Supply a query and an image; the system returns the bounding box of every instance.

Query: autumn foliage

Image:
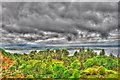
[0,48,119,79]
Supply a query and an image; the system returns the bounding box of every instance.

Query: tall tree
[100,49,105,56]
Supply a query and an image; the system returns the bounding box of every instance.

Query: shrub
[83,58,94,68]
[10,66,16,71]
[70,60,80,69]
[63,70,70,78]
[84,56,118,70]
[98,66,106,75]
[27,75,34,78]
[71,69,80,78]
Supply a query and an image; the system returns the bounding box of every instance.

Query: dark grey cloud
[77,2,118,12]
[1,2,119,43]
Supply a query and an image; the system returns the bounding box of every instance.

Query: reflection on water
[5,47,119,56]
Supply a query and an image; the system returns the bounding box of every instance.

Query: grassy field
[0,48,119,79]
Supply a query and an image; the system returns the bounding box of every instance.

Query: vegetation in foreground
[0,48,119,79]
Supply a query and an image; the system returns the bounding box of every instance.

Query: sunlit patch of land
[0,48,119,79]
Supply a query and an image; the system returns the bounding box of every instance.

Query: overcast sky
[1,0,119,2]
[1,2,119,44]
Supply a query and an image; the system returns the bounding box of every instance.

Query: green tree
[74,51,79,57]
[100,49,105,56]
[109,53,115,58]
[70,60,80,69]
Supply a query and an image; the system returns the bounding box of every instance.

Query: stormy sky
[0,2,119,44]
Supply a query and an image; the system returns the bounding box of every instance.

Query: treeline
[0,48,119,79]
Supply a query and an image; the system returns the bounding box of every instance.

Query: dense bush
[0,48,119,79]
[83,56,118,70]
[98,66,106,75]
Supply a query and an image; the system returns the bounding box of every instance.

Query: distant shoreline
[0,42,120,50]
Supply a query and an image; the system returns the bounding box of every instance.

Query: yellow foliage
[52,59,63,64]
